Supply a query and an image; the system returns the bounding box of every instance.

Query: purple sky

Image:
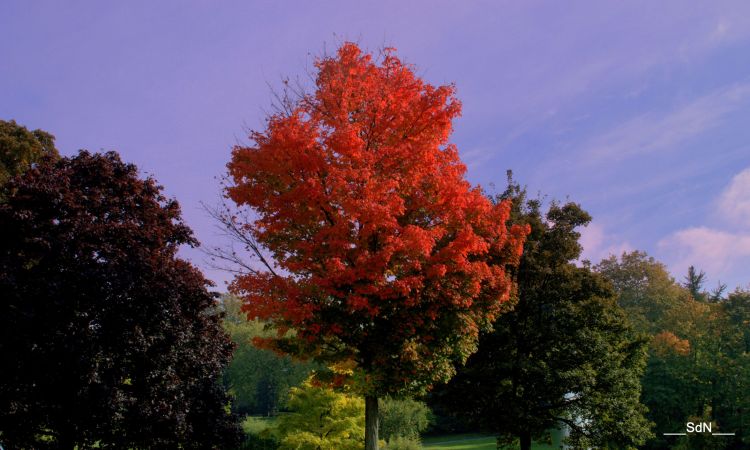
[3,1,750,291]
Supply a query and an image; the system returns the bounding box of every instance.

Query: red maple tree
[226,43,527,449]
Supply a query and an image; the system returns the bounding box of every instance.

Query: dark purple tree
[0,151,242,449]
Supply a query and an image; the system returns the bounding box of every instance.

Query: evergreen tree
[684,266,707,302]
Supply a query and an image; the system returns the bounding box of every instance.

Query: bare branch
[201,195,279,278]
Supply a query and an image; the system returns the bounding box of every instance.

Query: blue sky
[3,1,750,291]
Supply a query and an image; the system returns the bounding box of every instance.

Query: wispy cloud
[582,83,750,162]
[461,146,499,171]
[718,167,750,227]
[659,166,750,288]
[579,222,633,264]
[658,227,750,278]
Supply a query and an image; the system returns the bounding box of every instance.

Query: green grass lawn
[242,415,279,433]
[422,434,497,450]
[423,433,559,450]
[242,416,563,450]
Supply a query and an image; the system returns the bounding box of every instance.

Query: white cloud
[579,222,605,257]
[659,166,750,287]
[710,19,731,42]
[718,167,750,227]
[579,222,633,264]
[582,84,750,162]
[658,227,750,278]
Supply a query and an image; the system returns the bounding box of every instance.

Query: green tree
[0,151,242,449]
[0,119,58,186]
[378,397,432,442]
[433,180,651,450]
[595,252,749,449]
[220,295,316,416]
[596,252,699,448]
[712,289,750,447]
[726,289,750,354]
[382,435,422,450]
[709,281,728,303]
[596,251,690,334]
[275,379,365,450]
[683,265,707,302]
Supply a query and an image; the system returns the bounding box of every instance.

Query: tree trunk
[520,432,531,450]
[365,395,379,450]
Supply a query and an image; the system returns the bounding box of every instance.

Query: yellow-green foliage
[275,379,364,450]
[379,396,432,441]
[221,294,316,416]
[385,435,423,449]
[242,415,277,435]
[0,120,58,186]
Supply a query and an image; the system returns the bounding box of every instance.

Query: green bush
[220,295,317,416]
[379,397,432,441]
[240,416,279,449]
[385,435,423,450]
[274,379,364,450]
[243,416,278,433]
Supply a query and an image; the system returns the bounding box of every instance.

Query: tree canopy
[378,396,432,444]
[220,294,317,416]
[432,180,651,450]
[597,252,750,449]
[596,251,691,334]
[0,151,242,449]
[224,42,527,449]
[275,379,365,450]
[683,265,707,302]
[0,119,59,194]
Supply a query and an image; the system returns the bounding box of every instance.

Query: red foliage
[227,43,527,394]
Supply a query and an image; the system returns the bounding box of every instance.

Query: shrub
[385,435,423,450]
[275,379,364,450]
[379,397,432,441]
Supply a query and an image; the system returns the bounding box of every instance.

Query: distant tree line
[597,253,750,449]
